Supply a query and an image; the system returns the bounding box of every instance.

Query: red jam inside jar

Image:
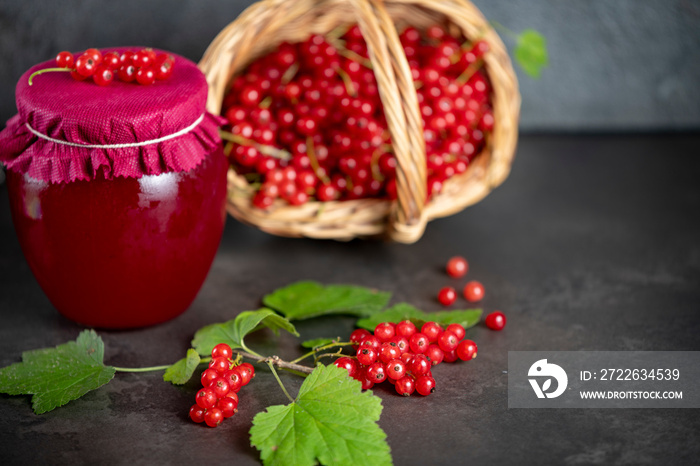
[0,48,228,328]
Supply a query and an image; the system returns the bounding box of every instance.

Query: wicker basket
[199,0,520,243]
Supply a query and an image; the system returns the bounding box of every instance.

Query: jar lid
[0,48,225,183]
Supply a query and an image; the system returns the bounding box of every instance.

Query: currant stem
[267,360,295,403]
[289,341,354,365]
[112,365,172,373]
[28,67,71,86]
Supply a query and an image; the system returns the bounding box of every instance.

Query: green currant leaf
[263,281,391,320]
[301,338,336,349]
[0,330,116,414]
[250,364,392,466]
[356,303,482,331]
[192,309,298,356]
[514,29,549,78]
[163,348,201,385]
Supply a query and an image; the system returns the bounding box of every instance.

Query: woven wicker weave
[199,0,520,243]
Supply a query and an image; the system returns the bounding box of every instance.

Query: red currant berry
[415,375,436,396]
[211,377,231,398]
[195,387,218,409]
[217,396,239,418]
[200,368,220,387]
[222,369,243,393]
[92,65,114,86]
[119,51,134,65]
[238,362,255,385]
[253,192,274,210]
[374,322,395,342]
[84,48,102,65]
[446,256,468,277]
[366,362,387,383]
[395,375,415,396]
[209,357,230,373]
[485,311,506,331]
[463,281,485,302]
[358,374,375,390]
[102,51,121,69]
[395,320,417,338]
[409,333,429,354]
[437,286,457,306]
[350,328,371,347]
[446,323,466,341]
[408,354,431,376]
[216,396,238,418]
[438,330,459,352]
[75,54,97,77]
[132,49,153,68]
[357,347,378,366]
[240,85,261,106]
[70,70,88,81]
[385,359,406,380]
[334,356,359,378]
[55,51,74,69]
[443,349,459,363]
[204,407,224,427]
[379,342,401,364]
[389,336,410,354]
[136,66,156,85]
[212,343,233,360]
[154,53,175,80]
[456,339,478,361]
[117,64,137,82]
[420,321,443,343]
[425,344,444,365]
[189,404,206,423]
[359,335,381,351]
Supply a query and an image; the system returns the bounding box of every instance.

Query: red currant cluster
[189,343,255,428]
[52,48,174,86]
[221,23,493,209]
[334,320,477,396]
[438,255,506,331]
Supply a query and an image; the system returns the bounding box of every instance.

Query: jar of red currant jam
[0,48,228,328]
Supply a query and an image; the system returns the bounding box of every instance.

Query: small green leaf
[0,330,116,414]
[163,349,201,385]
[192,309,298,356]
[356,303,482,331]
[263,281,391,320]
[514,29,548,78]
[301,338,335,349]
[250,364,392,466]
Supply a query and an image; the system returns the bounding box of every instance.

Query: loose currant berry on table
[485,311,506,331]
[463,280,485,302]
[189,404,206,423]
[395,375,416,396]
[350,328,371,347]
[217,396,239,418]
[374,322,396,342]
[446,256,468,278]
[437,330,459,352]
[437,286,457,306]
[395,320,417,338]
[55,51,74,68]
[446,323,466,341]
[385,359,407,380]
[212,343,233,359]
[421,321,443,343]
[415,375,436,396]
[425,344,444,365]
[456,339,478,361]
[209,357,230,374]
[204,408,224,428]
[334,356,359,378]
[195,387,218,409]
[357,347,378,366]
[238,362,255,385]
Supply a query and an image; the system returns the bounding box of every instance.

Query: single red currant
[102,51,121,69]
[217,396,239,418]
[350,328,371,347]
[189,404,206,423]
[84,48,102,65]
[75,54,97,77]
[456,339,478,361]
[409,333,429,354]
[446,323,466,341]
[408,354,431,376]
[117,64,137,82]
[389,336,410,354]
[415,375,436,396]
[443,349,459,363]
[379,342,401,364]
[200,368,220,387]
[222,369,243,392]
[334,356,359,378]
[425,344,444,365]
[359,335,381,351]
[204,407,224,427]
[421,321,443,343]
[366,362,387,383]
[209,357,230,374]
[238,362,255,385]
[463,281,485,302]
[385,359,407,380]
[195,387,218,409]
[92,65,114,86]
[132,49,153,68]
[136,67,156,85]
[437,286,457,306]
[374,322,396,342]
[212,343,233,360]
[357,347,378,366]
[395,320,417,338]
[438,330,459,352]
[55,51,74,69]
[485,311,506,331]
[446,256,468,277]
[211,377,231,398]
[395,375,415,396]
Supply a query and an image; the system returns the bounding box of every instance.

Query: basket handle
[350,0,428,242]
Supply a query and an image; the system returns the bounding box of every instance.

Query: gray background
[0,0,699,132]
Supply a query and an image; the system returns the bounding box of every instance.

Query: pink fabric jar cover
[0,47,225,183]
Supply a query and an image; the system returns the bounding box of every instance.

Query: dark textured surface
[1,0,699,131]
[1,134,700,465]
